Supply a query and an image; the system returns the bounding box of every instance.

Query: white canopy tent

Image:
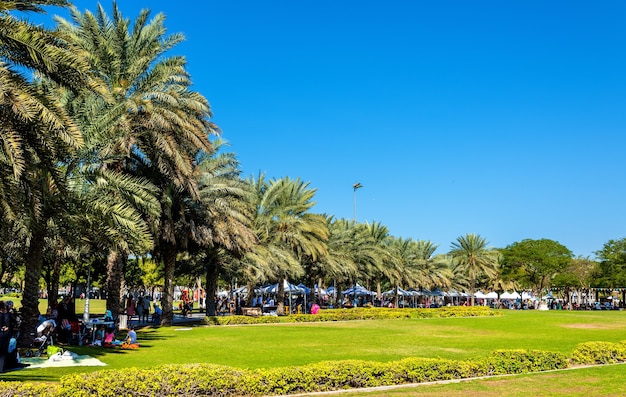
[500,291,521,300]
[484,291,498,300]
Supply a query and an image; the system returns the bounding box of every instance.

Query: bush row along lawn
[339,363,626,397]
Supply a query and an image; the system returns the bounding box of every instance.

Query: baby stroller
[24,319,56,357]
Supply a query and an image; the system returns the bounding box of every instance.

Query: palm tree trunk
[394,285,399,308]
[307,274,317,313]
[277,279,285,316]
[205,261,219,316]
[19,228,46,347]
[106,250,126,316]
[245,281,254,306]
[161,241,177,325]
[48,252,63,307]
[470,268,476,306]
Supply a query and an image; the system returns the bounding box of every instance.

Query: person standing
[0,301,11,372]
[142,296,150,323]
[126,293,135,322]
[136,296,144,324]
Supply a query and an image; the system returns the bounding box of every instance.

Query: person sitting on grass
[125,326,137,345]
[152,303,162,324]
[103,327,116,346]
[92,324,105,346]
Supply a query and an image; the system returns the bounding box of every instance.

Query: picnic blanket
[21,351,107,369]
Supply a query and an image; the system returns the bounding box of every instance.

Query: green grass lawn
[1,298,109,317]
[5,309,626,395]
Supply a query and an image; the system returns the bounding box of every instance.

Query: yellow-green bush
[200,315,281,326]
[46,349,568,396]
[570,341,626,365]
[486,349,569,374]
[0,382,57,397]
[58,364,251,397]
[201,306,500,326]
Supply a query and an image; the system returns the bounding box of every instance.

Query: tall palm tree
[449,233,499,306]
[413,240,453,290]
[322,219,384,306]
[0,0,97,182]
[315,217,357,304]
[363,221,394,298]
[1,0,101,343]
[244,175,328,315]
[182,142,257,316]
[56,3,217,320]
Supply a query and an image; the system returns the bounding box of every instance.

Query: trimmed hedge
[200,306,501,325]
[0,348,571,396]
[201,315,281,326]
[486,349,569,374]
[570,340,626,365]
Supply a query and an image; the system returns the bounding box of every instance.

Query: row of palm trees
[1,2,501,345]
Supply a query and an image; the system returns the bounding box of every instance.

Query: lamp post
[353,182,362,222]
[83,264,91,323]
[352,182,362,307]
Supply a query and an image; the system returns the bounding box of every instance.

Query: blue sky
[37,1,626,258]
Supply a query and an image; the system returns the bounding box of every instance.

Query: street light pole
[83,264,91,323]
[353,182,362,222]
[352,182,362,307]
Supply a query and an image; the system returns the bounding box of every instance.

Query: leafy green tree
[500,238,573,300]
[593,238,626,287]
[449,233,499,306]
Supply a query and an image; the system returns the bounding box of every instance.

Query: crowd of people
[124,293,162,324]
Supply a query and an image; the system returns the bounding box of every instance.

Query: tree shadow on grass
[4,326,186,382]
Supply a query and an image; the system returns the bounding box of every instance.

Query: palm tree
[244,175,328,315]
[0,0,97,182]
[449,233,499,306]
[57,3,217,321]
[413,240,453,290]
[315,218,357,305]
[1,0,101,344]
[181,142,257,316]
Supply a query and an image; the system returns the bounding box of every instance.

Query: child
[103,327,115,346]
[125,326,137,344]
[92,324,105,346]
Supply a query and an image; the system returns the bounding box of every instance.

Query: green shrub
[487,349,569,374]
[201,315,281,326]
[0,381,57,397]
[201,306,500,326]
[395,357,489,382]
[570,341,626,365]
[0,381,58,397]
[48,349,570,396]
[58,364,250,397]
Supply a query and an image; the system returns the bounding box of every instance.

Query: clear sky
[35,1,626,258]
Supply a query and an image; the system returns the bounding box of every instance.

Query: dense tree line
[1,1,623,346]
